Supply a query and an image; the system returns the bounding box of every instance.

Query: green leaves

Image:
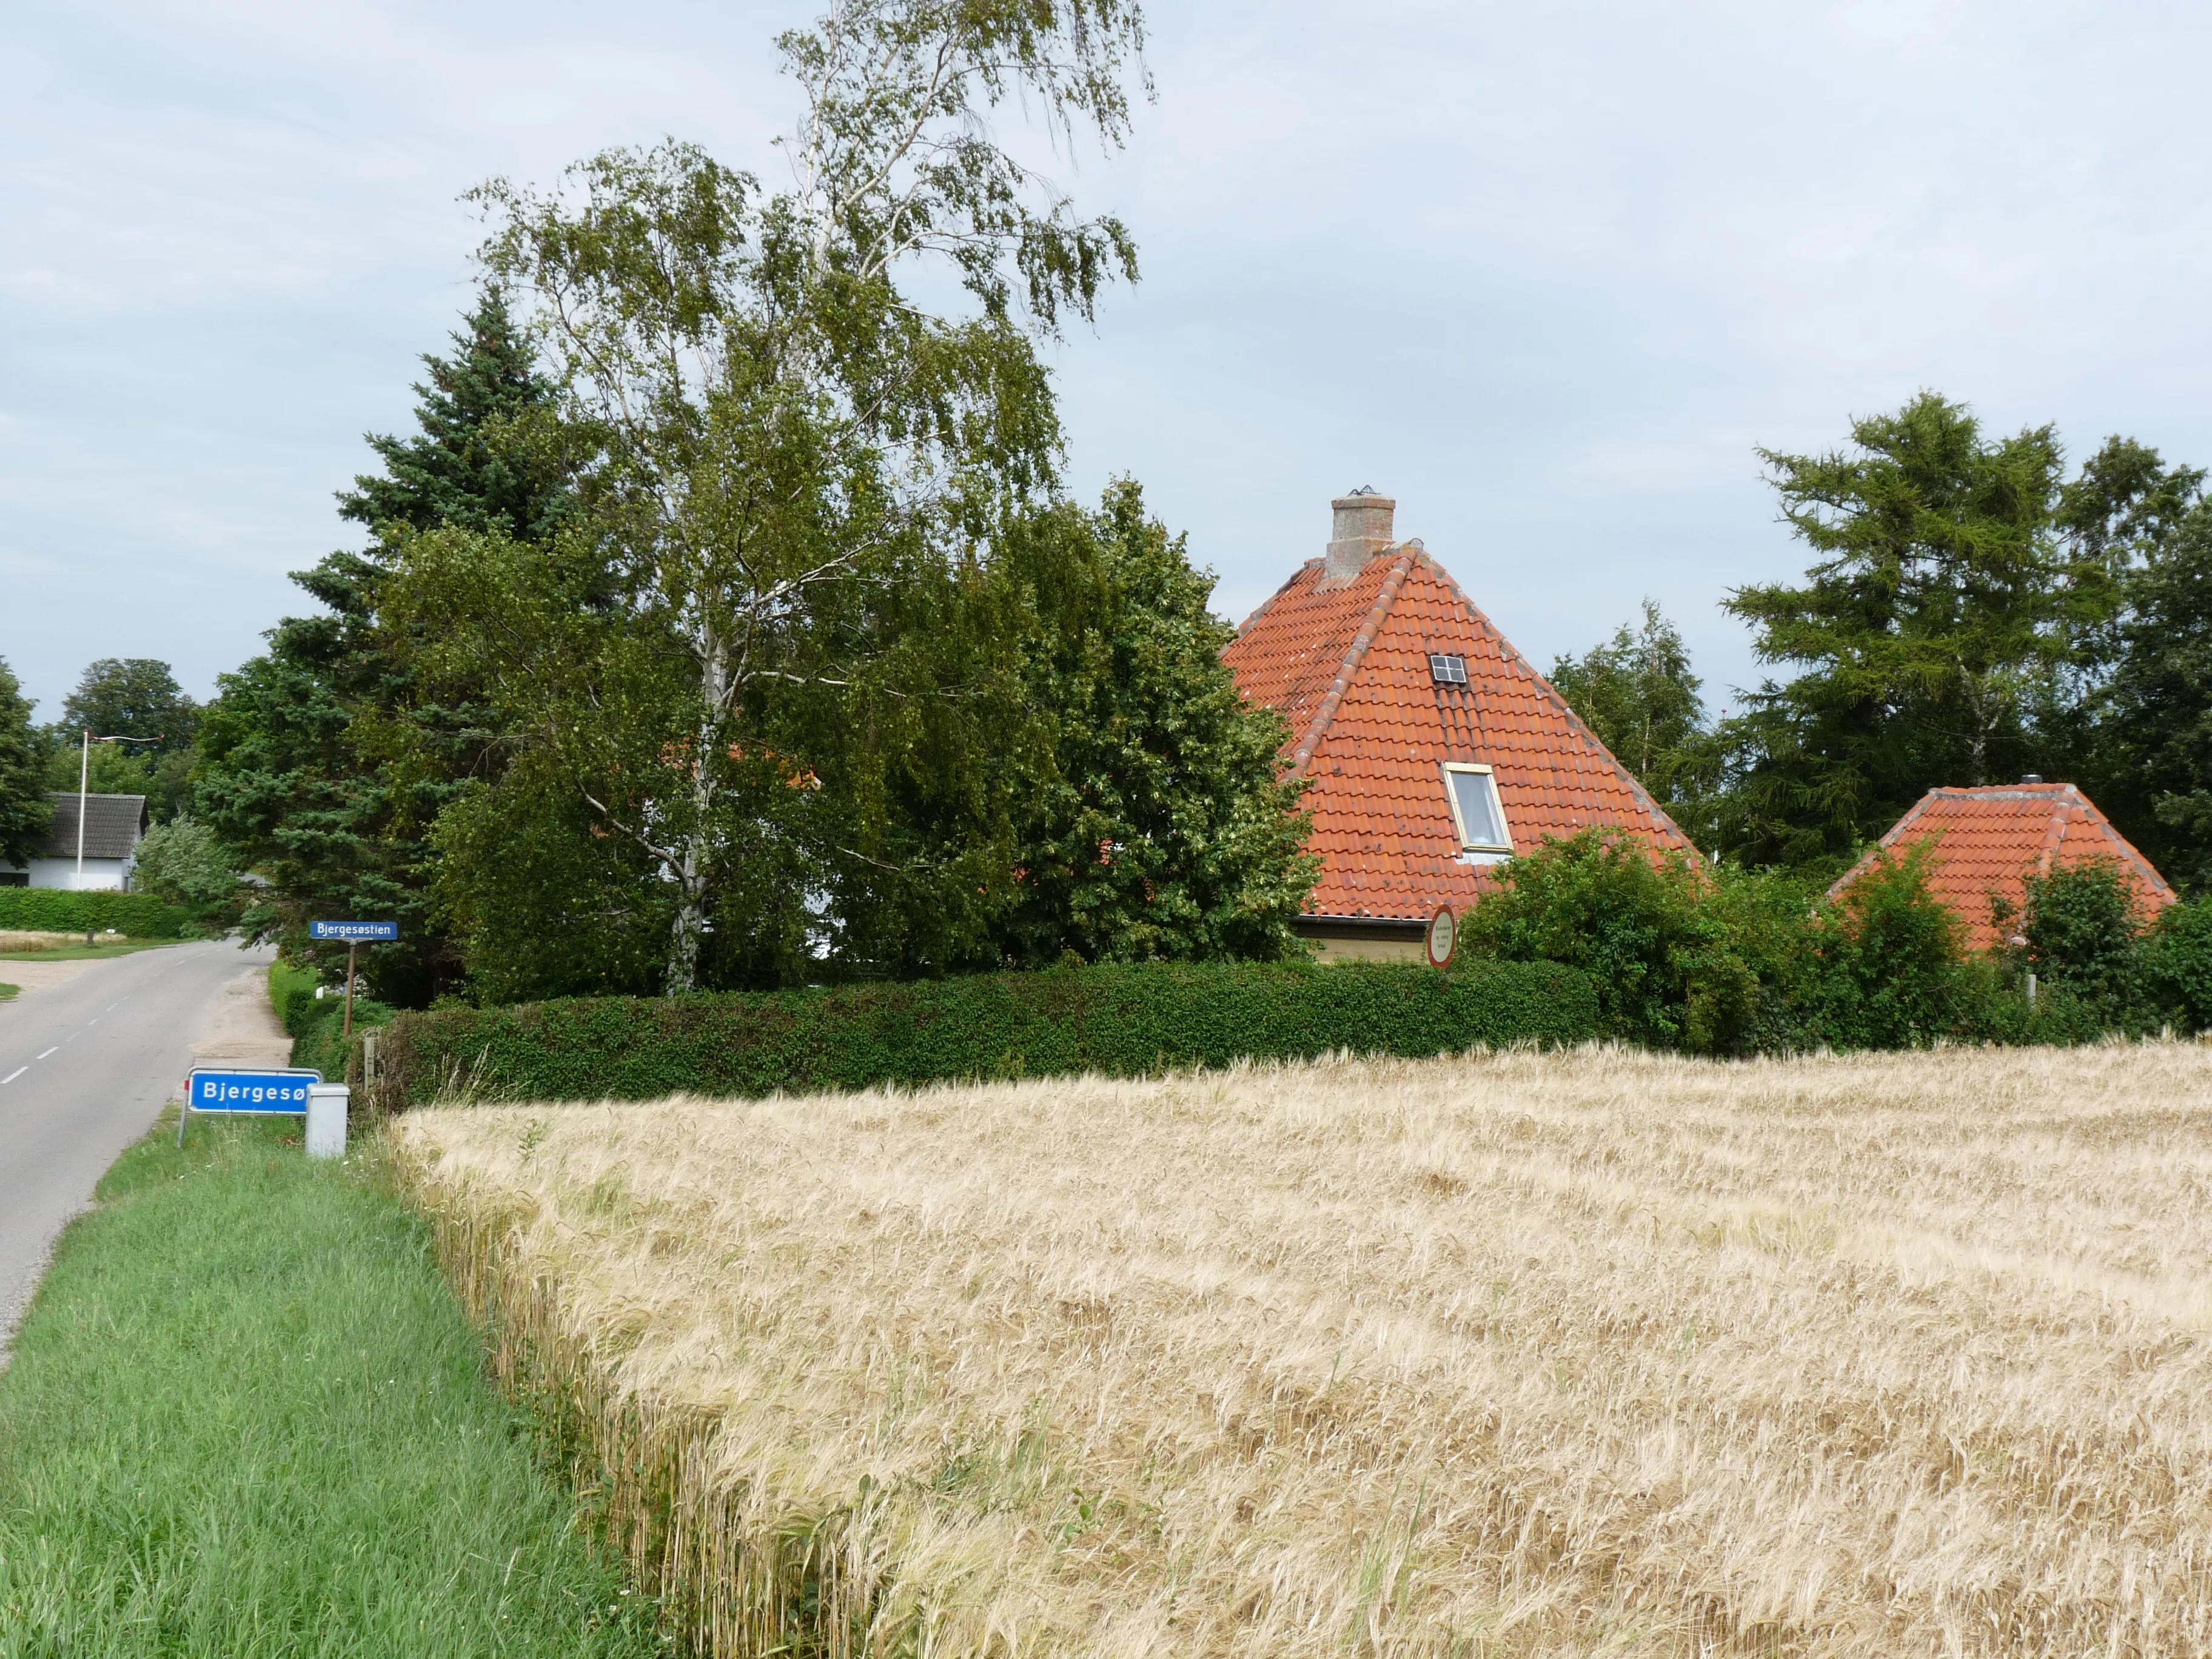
[1722,393,2096,863]
[1548,599,1719,819]
[989,481,1317,967]
[393,6,1151,995]
[0,656,52,868]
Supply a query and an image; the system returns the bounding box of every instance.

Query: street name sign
[310,920,398,941]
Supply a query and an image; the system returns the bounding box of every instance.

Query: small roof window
[1429,652,1467,686]
[1443,763,1511,851]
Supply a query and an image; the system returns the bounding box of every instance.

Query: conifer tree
[0,657,50,868]
[198,288,565,1001]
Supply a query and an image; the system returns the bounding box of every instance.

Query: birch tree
[387,1,1146,993]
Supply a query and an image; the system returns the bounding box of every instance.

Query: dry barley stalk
[392,1041,2212,1657]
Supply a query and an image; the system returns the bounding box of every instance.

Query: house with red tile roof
[1830,781,2176,952]
[1223,491,1698,961]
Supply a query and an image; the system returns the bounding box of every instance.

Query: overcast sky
[6,1,2211,722]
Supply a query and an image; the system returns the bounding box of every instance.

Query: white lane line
[1,1068,23,1085]
[36,1047,56,1059]
[85,1019,98,1027]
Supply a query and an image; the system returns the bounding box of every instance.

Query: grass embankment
[0,1116,664,1657]
[395,1042,2212,1658]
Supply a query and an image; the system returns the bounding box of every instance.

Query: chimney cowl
[1321,491,1396,586]
[2020,774,2045,785]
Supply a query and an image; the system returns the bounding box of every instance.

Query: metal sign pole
[343,940,358,1041]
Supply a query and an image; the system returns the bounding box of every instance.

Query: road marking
[85,1019,98,1027]
[36,1047,56,1060]
[1,1068,23,1086]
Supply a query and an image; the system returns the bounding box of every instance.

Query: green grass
[0,939,181,962]
[0,984,16,1001]
[0,1116,667,1657]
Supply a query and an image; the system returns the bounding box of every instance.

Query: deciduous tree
[988,480,1315,967]
[387,0,1149,994]
[1549,599,1719,822]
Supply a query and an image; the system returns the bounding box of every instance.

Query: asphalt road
[0,939,275,1352]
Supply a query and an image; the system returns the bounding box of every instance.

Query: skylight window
[1443,763,1510,851]
[1429,652,1467,686]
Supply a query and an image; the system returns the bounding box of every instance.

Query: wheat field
[390,1042,2212,1657]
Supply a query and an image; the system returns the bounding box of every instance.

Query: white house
[0,794,151,891]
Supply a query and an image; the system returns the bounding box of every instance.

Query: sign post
[309,920,398,1042]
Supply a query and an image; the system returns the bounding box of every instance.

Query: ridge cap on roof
[1286,545,1419,776]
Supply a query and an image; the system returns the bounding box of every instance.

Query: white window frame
[1441,762,1513,853]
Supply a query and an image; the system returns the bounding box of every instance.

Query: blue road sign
[187,1068,321,1115]
[310,920,398,942]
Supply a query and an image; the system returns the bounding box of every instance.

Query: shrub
[2022,860,2147,1025]
[2142,897,2212,1033]
[1699,865,1838,1053]
[1457,831,1757,1053]
[271,959,394,1078]
[1823,842,1972,1048]
[361,957,1600,1111]
[0,888,196,939]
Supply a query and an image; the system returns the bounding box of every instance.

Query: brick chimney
[1321,489,1396,586]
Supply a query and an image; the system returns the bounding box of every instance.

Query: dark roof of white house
[40,794,150,861]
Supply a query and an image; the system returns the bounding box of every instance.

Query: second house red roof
[1832,783,2176,951]
[1225,543,1697,920]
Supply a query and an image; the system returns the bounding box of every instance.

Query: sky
[5,1,2212,723]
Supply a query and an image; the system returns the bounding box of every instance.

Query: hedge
[360,958,1600,1111]
[0,888,196,939]
[270,960,396,1078]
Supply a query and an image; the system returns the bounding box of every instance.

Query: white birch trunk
[666,630,729,994]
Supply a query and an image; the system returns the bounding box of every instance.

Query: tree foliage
[0,657,50,868]
[991,481,1315,967]
[1719,393,2073,863]
[198,287,567,1002]
[1548,598,1719,825]
[58,659,198,752]
[387,1,1151,995]
[2083,483,2212,891]
[130,816,241,917]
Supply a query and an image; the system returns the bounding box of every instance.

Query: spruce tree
[198,288,565,1001]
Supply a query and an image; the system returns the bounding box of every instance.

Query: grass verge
[0,1114,666,1657]
[0,984,16,1002]
[0,939,181,963]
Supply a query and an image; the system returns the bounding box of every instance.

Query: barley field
[390,1042,2212,1657]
